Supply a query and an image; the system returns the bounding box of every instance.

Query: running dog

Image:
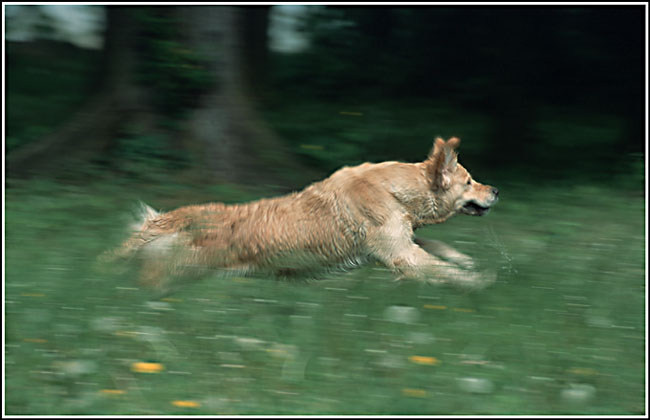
[102,137,498,295]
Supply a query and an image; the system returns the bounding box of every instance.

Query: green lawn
[4,176,645,415]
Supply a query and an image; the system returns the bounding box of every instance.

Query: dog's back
[103,164,396,288]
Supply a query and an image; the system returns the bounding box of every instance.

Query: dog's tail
[97,201,161,267]
[130,201,160,233]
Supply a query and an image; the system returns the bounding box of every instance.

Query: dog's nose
[491,187,499,197]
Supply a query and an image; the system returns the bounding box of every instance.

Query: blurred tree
[177,6,304,183]
[241,6,271,98]
[7,6,307,185]
[7,7,146,176]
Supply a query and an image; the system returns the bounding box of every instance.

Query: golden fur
[103,137,499,294]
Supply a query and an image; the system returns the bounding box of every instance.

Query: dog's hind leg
[414,237,475,270]
[138,260,177,298]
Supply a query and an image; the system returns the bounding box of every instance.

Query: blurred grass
[4,175,645,415]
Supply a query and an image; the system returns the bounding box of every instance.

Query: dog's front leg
[368,216,494,289]
[369,225,492,289]
[389,244,491,289]
[414,237,475,270]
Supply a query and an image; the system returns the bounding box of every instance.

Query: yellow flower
[172,400,201,408]
[568,367,598,376]
[23,338,47,343]
[423,304,447,310]
[409,355,440,365]
[402,388,427,398]
[131,362,164,373]
[100,389,126,395]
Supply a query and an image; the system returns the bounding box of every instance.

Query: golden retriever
[103,137,498,295]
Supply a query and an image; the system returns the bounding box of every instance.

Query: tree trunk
[240,6,271,99]
[6,7,155,177]
[178,6,307,185]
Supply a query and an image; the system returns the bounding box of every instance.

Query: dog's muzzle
[461,201,492,216]
[462,188,499,216]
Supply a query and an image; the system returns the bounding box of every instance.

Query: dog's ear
[426,137,460,190]
[446,136,460,150]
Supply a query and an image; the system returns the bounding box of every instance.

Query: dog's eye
[466,179,471,185]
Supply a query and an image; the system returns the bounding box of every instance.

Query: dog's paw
[479,269,497,288]
[458,269,496,291]
[456,256,476,271]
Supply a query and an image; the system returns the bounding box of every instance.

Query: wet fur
[102,137,499,294]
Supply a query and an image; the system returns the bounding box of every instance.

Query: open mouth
[462,201,491,216]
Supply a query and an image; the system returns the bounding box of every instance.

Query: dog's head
[425,137,499,217]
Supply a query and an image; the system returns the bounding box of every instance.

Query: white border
[2,2,648,418]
